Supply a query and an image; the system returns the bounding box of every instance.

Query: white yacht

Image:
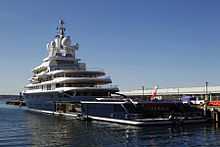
[23,20,119,112]
[23,20,207,126]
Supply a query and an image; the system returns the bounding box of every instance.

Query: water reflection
[2,102,220,147]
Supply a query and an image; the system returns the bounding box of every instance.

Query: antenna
[57,19,66,36]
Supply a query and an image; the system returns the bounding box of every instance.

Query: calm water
[1,101,220,147]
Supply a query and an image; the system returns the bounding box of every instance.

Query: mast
[57,19,66,37]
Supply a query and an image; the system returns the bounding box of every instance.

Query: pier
[206,102,220,122]
[121,85,220,101]
[121,85,220,122]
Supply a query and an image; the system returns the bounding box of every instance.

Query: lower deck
[23,92,206,126]
[25,107,208,126]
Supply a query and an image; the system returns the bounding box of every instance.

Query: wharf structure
[121,85,220,123]
[120,85,220,101]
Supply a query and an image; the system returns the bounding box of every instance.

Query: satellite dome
[46,43,50,50]
[74,43,79,49]
[54,38,59,48]
[62,36,71,47]
[50,40,56,48]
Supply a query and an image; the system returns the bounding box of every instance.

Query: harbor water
[1,100,220,147]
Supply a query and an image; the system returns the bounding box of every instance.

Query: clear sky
[0,0,220,94]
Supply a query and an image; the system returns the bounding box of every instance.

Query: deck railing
[95,84,119,89]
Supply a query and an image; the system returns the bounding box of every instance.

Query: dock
[6,100,26,106]
[207,102,220,122]
[121,85,220,101]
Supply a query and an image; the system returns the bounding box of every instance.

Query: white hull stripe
[87,116,207,125]
[87,116,172,125]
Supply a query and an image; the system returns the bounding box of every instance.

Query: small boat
[6,99,26,106]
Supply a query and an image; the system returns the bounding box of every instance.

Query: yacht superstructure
[23,20,119,111]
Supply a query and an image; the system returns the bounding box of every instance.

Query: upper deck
[24,20,119,95]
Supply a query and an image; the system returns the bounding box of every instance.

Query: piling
[203,82,209,117]
[215,112,219,122]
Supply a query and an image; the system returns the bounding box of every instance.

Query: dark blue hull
[23,92,95,111]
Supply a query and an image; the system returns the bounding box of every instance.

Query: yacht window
[56,83,64,88]
[123,103,137,113]
[47,85,51,90]
[54,73,64,78]
[114,105,125,113]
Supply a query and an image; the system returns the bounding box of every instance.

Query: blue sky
[0,0,220,94]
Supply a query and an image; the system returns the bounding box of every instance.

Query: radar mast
[57,19,65,37]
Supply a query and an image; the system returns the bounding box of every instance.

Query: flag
[150,85,158,100]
